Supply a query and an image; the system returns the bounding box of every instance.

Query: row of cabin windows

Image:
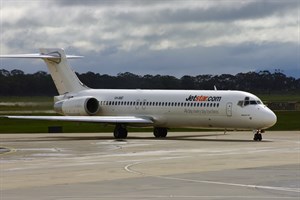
[99,101,220,108]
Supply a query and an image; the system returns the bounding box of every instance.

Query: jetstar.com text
[185,95,222,102]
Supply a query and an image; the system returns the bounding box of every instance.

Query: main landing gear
[113,125,168,139]
[253,130,264,141]
[153,127,168,138]
[114,124,128,139]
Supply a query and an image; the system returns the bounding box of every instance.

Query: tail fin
[0,48,88,95]
[39,48,88,94]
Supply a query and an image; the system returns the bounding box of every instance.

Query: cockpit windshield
[237,96,262,107]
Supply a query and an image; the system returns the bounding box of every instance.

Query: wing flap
[4,116,153,124]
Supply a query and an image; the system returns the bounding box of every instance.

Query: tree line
[0,69,299,96]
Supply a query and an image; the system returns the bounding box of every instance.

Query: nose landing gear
[253,130,264,141]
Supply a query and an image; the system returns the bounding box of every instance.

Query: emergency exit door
[226,102,232,117]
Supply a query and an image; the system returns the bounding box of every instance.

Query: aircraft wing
[4,116,153,124]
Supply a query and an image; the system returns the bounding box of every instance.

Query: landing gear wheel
[114,125,128,139]
[253,132,262,141]
[153,127,168,138]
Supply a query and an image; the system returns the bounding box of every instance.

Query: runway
[1,131,299,200]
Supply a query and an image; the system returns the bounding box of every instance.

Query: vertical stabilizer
[39,48,87,95]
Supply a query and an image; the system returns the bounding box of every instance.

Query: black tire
[153,127,168,138]
[253,133,258,141]
[258,133,262,141]
[253,133,262,141]
[114,125,128,139]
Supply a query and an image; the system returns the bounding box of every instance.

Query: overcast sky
[0,0,299,78]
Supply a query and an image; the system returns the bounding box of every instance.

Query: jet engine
[54,96,99,116]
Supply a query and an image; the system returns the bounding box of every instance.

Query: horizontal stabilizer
[0,54,82,59]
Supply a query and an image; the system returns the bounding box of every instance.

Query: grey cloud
[1,42,299,78]
[68,42,299,78]
[53,0,171,7]
[51,0,300,26]
[102,1,299,24]
[1,0,299,78]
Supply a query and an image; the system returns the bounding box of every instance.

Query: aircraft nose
[263,108,277,128]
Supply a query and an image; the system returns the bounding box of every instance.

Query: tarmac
[0,131,299,200]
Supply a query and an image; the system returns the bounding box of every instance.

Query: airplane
[0,48,277,141]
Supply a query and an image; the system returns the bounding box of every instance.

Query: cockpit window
[244,100,250,106]
[237,101,243,107]
[237,96,262,107]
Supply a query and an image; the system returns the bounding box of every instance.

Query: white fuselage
[59,89,277,130]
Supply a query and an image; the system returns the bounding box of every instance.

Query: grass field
[0,96,299,133]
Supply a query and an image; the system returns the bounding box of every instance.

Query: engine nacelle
[54,96,99,116]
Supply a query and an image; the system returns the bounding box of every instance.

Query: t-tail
[0,48,88,95]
